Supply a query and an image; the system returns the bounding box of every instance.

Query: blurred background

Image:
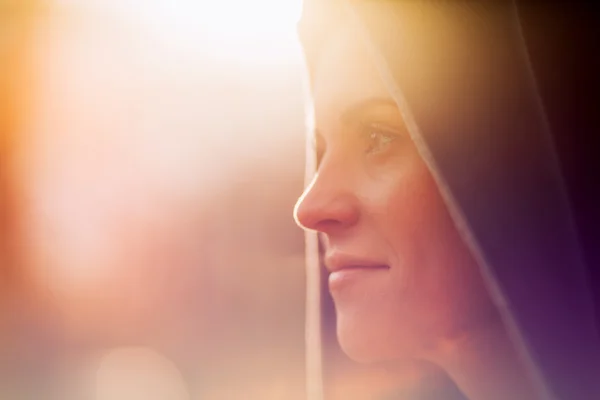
[1,0,308,398]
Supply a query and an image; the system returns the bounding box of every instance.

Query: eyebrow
[312,96,400,145]
[340,97,399,125]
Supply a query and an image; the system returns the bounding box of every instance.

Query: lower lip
[328,267,389,291]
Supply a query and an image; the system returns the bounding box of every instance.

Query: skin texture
[294,14,493,365]
[294,17,541,400]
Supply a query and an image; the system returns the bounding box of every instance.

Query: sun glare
[61,0,304,64]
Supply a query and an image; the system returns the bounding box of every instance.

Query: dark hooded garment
[298,1,600,399]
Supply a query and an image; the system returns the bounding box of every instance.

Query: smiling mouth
[331,265,390,272]
[328,265,390,291]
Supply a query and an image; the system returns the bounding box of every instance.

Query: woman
[294,1,600,399]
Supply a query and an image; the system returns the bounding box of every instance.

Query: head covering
[298,1,600,399]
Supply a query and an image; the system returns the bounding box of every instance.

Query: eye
[363,123,400,155]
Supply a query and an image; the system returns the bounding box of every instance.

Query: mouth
[324,252,390,291]
[324,252,389,272]
[328,266,390,291]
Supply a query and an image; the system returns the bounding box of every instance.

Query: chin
[336,312,413,364]
[338,340,384,364]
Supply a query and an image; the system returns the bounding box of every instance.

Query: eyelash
[312,124,401,168]
[362,123,400,155]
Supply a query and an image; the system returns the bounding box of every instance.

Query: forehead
[312,19,392,123]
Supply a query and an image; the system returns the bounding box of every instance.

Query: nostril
[293,174,360,233]
[293,200,321,231]
[294,195,359,234]
[313,218,346,233]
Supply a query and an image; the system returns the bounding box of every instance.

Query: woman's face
[294,20,494,363]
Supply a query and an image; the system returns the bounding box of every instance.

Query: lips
[324,252,390,291]
[324,252,389,273]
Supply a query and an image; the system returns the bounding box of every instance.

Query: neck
[425,316,542,400]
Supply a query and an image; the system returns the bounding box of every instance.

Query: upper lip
[324,252,389,273]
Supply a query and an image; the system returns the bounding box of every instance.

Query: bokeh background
[1,1,308,398]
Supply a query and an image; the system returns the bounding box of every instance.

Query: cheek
[376,156,485,333]
[377,155,446,268]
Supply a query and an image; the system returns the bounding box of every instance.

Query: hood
[298,2,600,399]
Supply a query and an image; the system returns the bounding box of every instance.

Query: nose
[294,171,360,234]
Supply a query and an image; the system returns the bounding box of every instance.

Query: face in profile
[294,19,495,364]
